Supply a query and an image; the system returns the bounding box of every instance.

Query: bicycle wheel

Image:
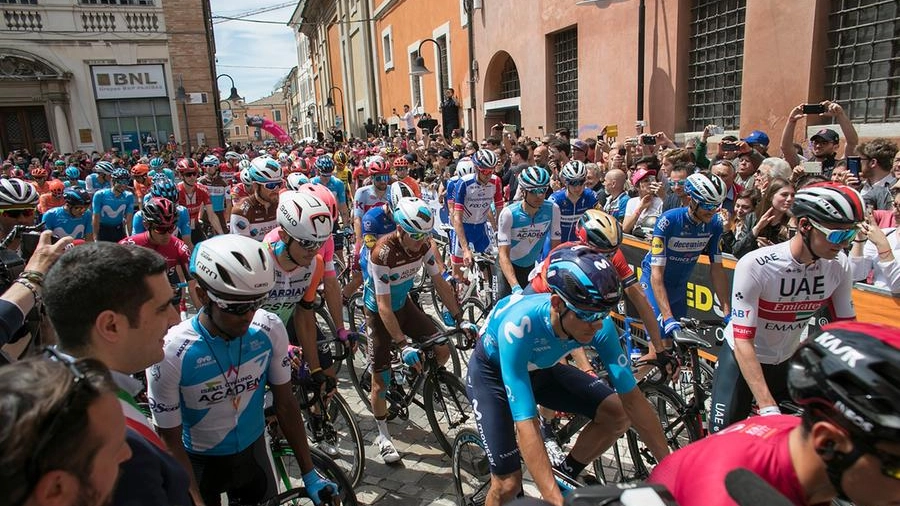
[317,392,365,488]
[270,444,358,505]
[315,305,342,375]
[424,369,474,457]
[455,297,489,364]
[591,430,636,485]
[452,428,490,506]
[344,293,372,410]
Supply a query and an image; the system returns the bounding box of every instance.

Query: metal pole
[636,0,646,131]
[467,0,477,140]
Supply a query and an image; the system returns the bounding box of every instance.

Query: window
[0,0,38,4]
[436,35,450,95]
[273,109,282,122]
[80,0,154,4]
[825,0,899,123]
[687,0,746,132]
[500,56,520,99]
[382,26,394,71]
[552,28,578,134]
[234,126,240,135]
[410,50,423,110]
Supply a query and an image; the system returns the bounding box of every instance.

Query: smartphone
[802,103,826,115]
[617,148,627,156]
[721,142,738,152]
[803,161,824,175]
[641,135,657,146]
[712,126,725,135]
[503,123,517,133]
[845,156,861,177]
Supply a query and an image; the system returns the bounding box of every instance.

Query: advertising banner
[92,64,167,100]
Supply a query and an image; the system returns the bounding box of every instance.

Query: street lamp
[176,75,192,157]
[306,104,320,137]
[217,74,242,102]
[324,86,345,133]
[409,38,440,77]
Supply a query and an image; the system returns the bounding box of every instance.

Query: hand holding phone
[641,135,657,146]
[846,156,861,177]
[801,103,826,115]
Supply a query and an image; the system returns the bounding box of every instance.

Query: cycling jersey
[133,204,192,239]
[726,240,855,365]
[198,175,231,213]
[119,232,191,284]
[364,232,439,312]
[261,228,324,323]
[64,179,86,189]
[334,166,351,191]
[231,183,250,203]
[230,195,278,241]
[454,174,503,225]
[360,205,396,282]
[37,193,65,214]
[41,206,93,239]
[218,162,238,184]
[549,188,599,242]
[85,173,111,193]
[311,175,347,206]
[92,188,135,226]
[649,415,806,506]
[497,200,561,267]
[177,183,211,229]
[530,242,638,290]
[147,311,291,456]
[353,185,389,219]
[603,192,629,221]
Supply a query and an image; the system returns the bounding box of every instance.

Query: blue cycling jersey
[479,293,633,421]
[84,173,110,194]
[497,200,561,267]
[311,175,347,206]
[639,207,723,307]
[146,311,291,456]
[132,205,192,238]
[92,189,134,226]
[41,206,93,239]
[359,205,396,281]
[549,188,598,242]
[63,180,86,189]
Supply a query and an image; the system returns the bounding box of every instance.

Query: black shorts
[365,297,438,372]
[187,435,276,506]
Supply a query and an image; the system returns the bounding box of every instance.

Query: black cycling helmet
[544,244,622,312]
[63,188,90,207]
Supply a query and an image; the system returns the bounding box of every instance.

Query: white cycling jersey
[725,240,855,365]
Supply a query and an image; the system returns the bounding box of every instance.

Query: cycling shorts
[466,344,615,476]
[285,312,334,370]
[451,222,491,264]
[641,280,688,338]
[364,297,438,373]
[187,435,276,506]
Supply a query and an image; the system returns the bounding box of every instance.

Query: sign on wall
[91,64,167,100]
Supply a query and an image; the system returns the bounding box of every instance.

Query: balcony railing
[1,3,165,36]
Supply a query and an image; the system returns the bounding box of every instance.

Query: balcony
[1,1,166,38]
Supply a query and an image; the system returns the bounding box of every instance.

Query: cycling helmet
[54,159,65,167]
[239,168,252,186]
[789,322,900,444]
[393,197,434,235]
[791,182,864,225]
[224,151,241,162]
[576,209,623,254]
[455,158,476,178]
[544,245,622,312]
[290,158,308,174]
[202,155,220,167]
[142,196,178,229]
[518,166,551,191]
[65,167,81,180]
[389,181,415,210]
[48,180,64,198]
[315,155,335,174]
[94,160,114,175]
[111,168,131,184]
[297,183,337,221]
[149,157,165,169]
[472,149,498,171]
[190,235,275,298]
[560,161,587,182]
[130,163,149,177]
[9,168,24,179]
[367,157,390,176]
[277,152,290,164]
[393,156,409,169]
[247,156,283,183]
[176,158,199,173]
[684,172,727,206]
[334,151,349,165]
[63,188,90,207]
[150,179,179,203]
[285,172,309,190]
[0,178,39,206]
[31,167,48,178]
[238,159,251,171]
[277,191,333,245]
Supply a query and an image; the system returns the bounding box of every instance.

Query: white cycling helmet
[285,172,309,191]
[472,149,498,171]
[239,168,252,186]
[560,160,587,182]
[455,158,476,178]
[238,159,251,171]
[248,156,283,183]
[277,191,333,246]
[389,181,415,210]
[189,235,274,298]
[393,197,434,235]
[0,178,39,206]
[684,172,727,206]
[224,151,241,161]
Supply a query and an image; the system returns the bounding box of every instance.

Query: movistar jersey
[64,179,86,189]
[92,188,134,226]
[311,175,347,206]
[364,232,440,312]
[479,293,630,421]
[549,188,599,243]
[147,311,291,456]
[41,206,93,239]
[85,173,110,194]
[497,200,561,267]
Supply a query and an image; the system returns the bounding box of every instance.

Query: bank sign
[91,64,167,100]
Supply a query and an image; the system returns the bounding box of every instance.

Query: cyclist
[651,321,900,506]
[91,167,134,242]
[230,160,253,203]
[29,167,51,195]
[709,183,861,433]
[230,156,283,240]
[333,150,353,195]
[346,157,391,299]
[392,156,422,197]
[311,155,353,255]
[134,178,194,248]
[549,160,599,243]
[86,160,113,194]
[222,150,242,182]
[286,172,310,190]
[63,165,86,189]
[199,154,232,236]
[496,166,561,299]
[130,162,151,206]
[641,172,730,351]
[467,249,626,506]
[149,156,175,182]
[41,188,94,241]
[364,197,471,464]
[120,196,199,309]
[0,178,39,250]
[176,158,221,243]
[147,235,339,506]
[451,149,504,281]
[36,179,65,215]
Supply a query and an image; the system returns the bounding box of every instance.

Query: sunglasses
[564,301,608,323]
[565,179,586,187]
[668,180,686,188]
[372,174,390,183]
[0,208,35,218]
[404,230,430,241]
[207,291,267,315]
[182,172,198,178]
[152,225,176,235]
[808,219,859,244]
[294,237,326,251]
[695,201,721,211]
[526,187,548,195]
[259,181,283,190]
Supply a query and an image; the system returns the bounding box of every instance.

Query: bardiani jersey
[549,188,599,242]
[454,173,503,225]
[261,228,324,323]
[364,232,439,312]
[92,188,134,226]
[41,206,93,239]
[147,311,291,456]
[497,200,561,267]
[726,240,855,364]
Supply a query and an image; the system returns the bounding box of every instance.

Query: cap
[811,128,840,143]
[631,167,657,186]
[572,140,589,154]
[743,130,770,146]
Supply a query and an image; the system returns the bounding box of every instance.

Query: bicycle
[234,486,336,506]
[345,326,474,457]
[432,251,498,329]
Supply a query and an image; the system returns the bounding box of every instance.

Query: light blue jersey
[41,206,93,239]
[92,188,134,226]
[497,200,561,267]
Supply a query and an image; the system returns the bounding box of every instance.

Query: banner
[246,115,291,144]
[92,64,167,100]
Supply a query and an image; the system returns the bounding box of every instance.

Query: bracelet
[309,367,322,374]
[853,239,867,243]
[20,270,45,285]
[877,249,892,257]
[14,278,41,305]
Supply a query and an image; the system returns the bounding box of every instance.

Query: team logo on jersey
[651,237,664,255]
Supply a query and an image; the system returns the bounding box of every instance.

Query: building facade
[0,0,219,157]
[224,91,291,147]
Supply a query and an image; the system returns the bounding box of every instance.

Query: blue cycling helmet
[65,166,81,180]
[544,245,622,312]
[149,157,165,169]
[315,155,335,173]
[393,197,434,235]
[518,166,551,191]
[472,149,498,171]
[63,188,90,207]
[150,179,178,202]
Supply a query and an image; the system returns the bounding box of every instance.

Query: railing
[1,5,164,35]
[3,9,42,31]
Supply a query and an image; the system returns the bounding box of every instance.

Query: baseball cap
[743,130,770,146]
[631,168,657,186]
[572,140,589,154]
[811,128,840,143]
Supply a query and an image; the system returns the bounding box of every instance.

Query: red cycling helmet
[176,158,199,173]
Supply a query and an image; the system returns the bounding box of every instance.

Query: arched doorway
[482,51,521,136]
[0,51,71,155]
